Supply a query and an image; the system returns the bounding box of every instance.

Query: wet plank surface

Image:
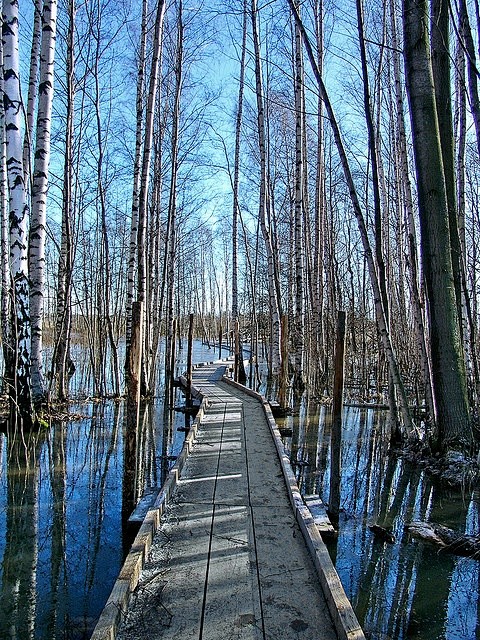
[115,364,339,640]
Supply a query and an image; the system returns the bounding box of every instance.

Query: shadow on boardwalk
[91,362,365,640]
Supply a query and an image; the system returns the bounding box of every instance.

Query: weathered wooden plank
[202,505,262,640]
[304,494,336,538]
[128,488,159,523]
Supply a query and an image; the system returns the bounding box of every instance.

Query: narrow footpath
[92,363,364,640]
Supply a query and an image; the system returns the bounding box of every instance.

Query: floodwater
[280,400,480,640]
[1,350,478,639]
[0,341,226,640]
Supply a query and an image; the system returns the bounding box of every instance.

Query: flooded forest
[1,0,480,638]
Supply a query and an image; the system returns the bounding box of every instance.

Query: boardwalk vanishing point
[91,361,365,640]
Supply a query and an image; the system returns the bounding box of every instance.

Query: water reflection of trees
[0,397,184,639]
[283,400,480,640]
[0,428,41,639]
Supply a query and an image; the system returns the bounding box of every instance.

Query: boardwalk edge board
[90,363,214,640]
[223,375,366,640]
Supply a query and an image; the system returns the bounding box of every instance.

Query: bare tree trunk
[454,25,480,402]
[146,113,165,391]
[403,0,471,451]
[0,33,13,393]
[389,0,435,424]
[458,0,480,160]
[431,0,463,326]
[251,0,282,377]
[3,0,33,421]
[312,0,326,391]
[51,0,75,401]
[22,0,42,189]
[131,0,166,396]
[356,0,400,430]
[287,0,416,438]
[232,0,247,384]
[88,0,120,396]
[29,0,58,406]
[165,0,184,397]
[293,0,305,392]
[125,0,148,360]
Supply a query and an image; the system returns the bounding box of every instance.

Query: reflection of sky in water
[0,435,6,588]
[280,400,480,640]
[0,340,228,639]
[1,342,479,639]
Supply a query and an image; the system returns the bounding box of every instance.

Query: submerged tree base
[393,443,480,488]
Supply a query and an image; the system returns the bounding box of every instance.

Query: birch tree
[0,31,12,391]
[127,0,166,398]
[3,0,32,418]
[125,0,147,362]
[22,0,42,188]
[29,0,58,405]
[292,0,305,391]
[251,0,282,377]
[232,0,247,384]
[311,0,326,390]
[51,0,75,401]
[164,0,184,394]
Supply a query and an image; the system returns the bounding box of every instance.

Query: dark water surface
[2,351,478,640]
[280,401,480,640]
[0,342,226,640]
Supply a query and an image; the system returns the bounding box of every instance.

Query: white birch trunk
[136,0,166,305]
[232,0,247,383]
[52,0,74,401]
[125,0,147,352]
[22,0,42,188]
[3,0,32,414]
[165,0,183,392]
[312,0,325,387]
[293,0,305,389]
[0,33,12,388]
[131,0,165,396]
[251,0,282,376]
[29,0,58,404]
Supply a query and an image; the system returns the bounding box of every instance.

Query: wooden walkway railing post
[186,313,194,407]
[329,310,346,520]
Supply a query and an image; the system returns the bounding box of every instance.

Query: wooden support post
[278,314,289,409]
[235,320,247,384]
[127,301,143,405]
[123,301,143,539]
[169,318,177,408]
[186,313,194,407]
[329,310,346,520]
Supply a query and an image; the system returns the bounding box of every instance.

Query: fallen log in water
[406,520,480,558]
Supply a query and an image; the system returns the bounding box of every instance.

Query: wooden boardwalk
[91,363,364,640]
